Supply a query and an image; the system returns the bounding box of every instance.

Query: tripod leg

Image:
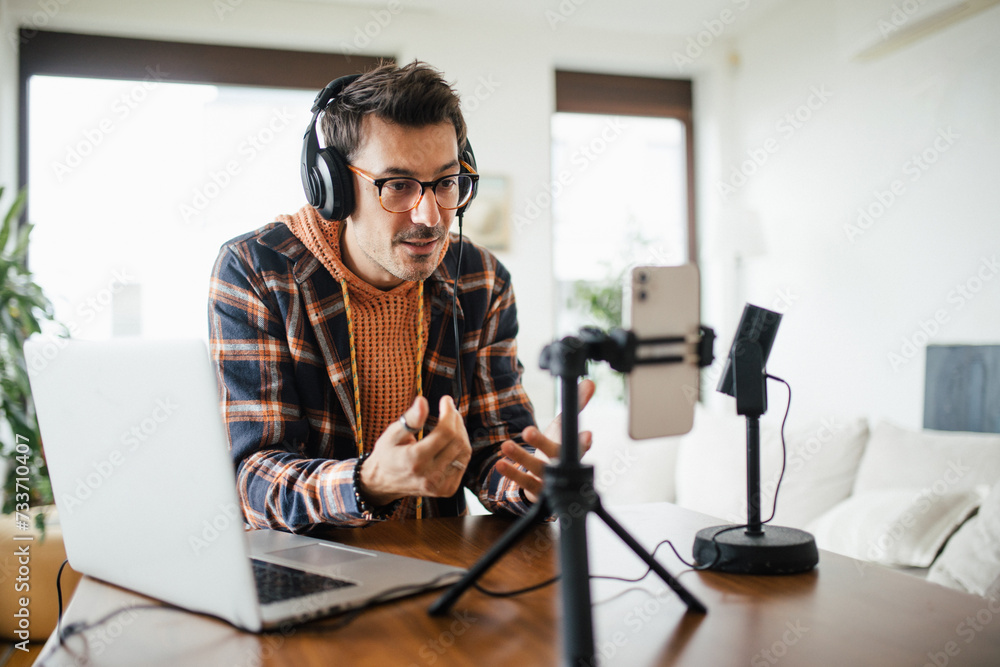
[593,501,707,614]
[428,497,550,616]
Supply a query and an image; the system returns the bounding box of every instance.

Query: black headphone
[300,73,478,221]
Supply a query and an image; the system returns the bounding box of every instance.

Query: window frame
[16,29,389,210]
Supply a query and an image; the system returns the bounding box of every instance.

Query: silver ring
[398,415,420,434]
[449,460,467,471]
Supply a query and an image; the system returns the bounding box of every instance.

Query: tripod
[429,328,710,667]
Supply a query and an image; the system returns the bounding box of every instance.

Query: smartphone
[624,264,701,439]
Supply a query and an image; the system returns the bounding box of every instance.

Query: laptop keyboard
[251,558,356,605]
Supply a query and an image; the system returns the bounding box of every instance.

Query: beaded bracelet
[353,452,401,521]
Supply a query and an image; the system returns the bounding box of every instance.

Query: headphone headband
[300,72,477,221]
[311,74,361,114]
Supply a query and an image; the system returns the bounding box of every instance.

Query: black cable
[589,376,793,575]
[451,214,464,402]
[478,377,795,592]
[762,373,792,525]
[43,557,461,665]
[55,559,69,649]
[473,575,561,598]
[39,559,166,667]
[590,539,672,583]
[692,375,792,569]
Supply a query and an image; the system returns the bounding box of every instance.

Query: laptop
[24,336,465,632]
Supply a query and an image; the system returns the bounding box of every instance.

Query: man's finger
[520,426,557,460]
[577,378,596,411]
[427,395,471,461]
[496,457,543,501]
[399,396,429,440]
[545,379,596,441]
[438,394,462,428]
[501,440,546,478]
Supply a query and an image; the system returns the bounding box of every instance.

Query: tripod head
[540,325,716,379]
[539,327,638,378]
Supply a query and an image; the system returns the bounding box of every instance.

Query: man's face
[341,115,460,289]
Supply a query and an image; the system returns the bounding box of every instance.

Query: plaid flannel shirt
[208,221,537,532]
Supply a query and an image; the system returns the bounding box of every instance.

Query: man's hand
[358,395,472,507]
[496,379,596,504]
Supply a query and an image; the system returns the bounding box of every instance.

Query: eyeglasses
[347,162,479,214]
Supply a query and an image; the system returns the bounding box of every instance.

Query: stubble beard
[361,226,446,284]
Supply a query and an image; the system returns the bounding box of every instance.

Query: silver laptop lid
[25,337,263,631]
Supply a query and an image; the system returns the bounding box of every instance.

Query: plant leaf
[0,187,27,256]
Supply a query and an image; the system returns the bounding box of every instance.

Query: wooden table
[34,503,1000,666]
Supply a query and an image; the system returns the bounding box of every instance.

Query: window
[552,71,695,337]
[18,30,385,339]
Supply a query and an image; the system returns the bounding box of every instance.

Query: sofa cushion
[853,422,1000,496]
[928,479,1000,597]
[806,487,985,567]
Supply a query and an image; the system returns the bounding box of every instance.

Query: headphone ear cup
[300,74,362,221]
[457,141,478,217]
[303,164,322,208]
[315,147,354,221]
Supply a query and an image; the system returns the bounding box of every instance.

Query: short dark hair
[320,60,468,163]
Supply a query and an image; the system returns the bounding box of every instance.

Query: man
[208,61,592,533]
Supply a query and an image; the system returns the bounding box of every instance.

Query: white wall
[697,0,1000,428]
[2,0,997,431]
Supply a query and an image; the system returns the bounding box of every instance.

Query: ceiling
[293,0,792,38]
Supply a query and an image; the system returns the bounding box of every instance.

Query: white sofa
[584,401,1000,599]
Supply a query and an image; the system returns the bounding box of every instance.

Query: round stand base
[693,525,819,575]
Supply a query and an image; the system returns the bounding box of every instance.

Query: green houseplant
[0,186,58,531]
